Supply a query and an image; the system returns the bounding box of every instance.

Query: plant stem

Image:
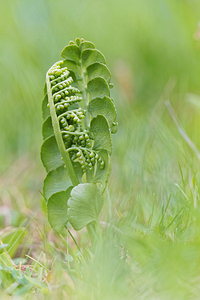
[87,222,98,247]
[59,233,74,260]
[65,225,81,252]
[46,74,79,186]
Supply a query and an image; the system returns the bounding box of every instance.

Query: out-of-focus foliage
[1,0,200,170]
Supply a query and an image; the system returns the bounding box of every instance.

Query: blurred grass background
[1,0,200,299]
[1,0,200,169]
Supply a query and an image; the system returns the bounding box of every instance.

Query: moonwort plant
[41,38,117,242]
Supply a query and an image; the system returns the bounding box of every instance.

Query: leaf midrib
[46,72,79,186]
